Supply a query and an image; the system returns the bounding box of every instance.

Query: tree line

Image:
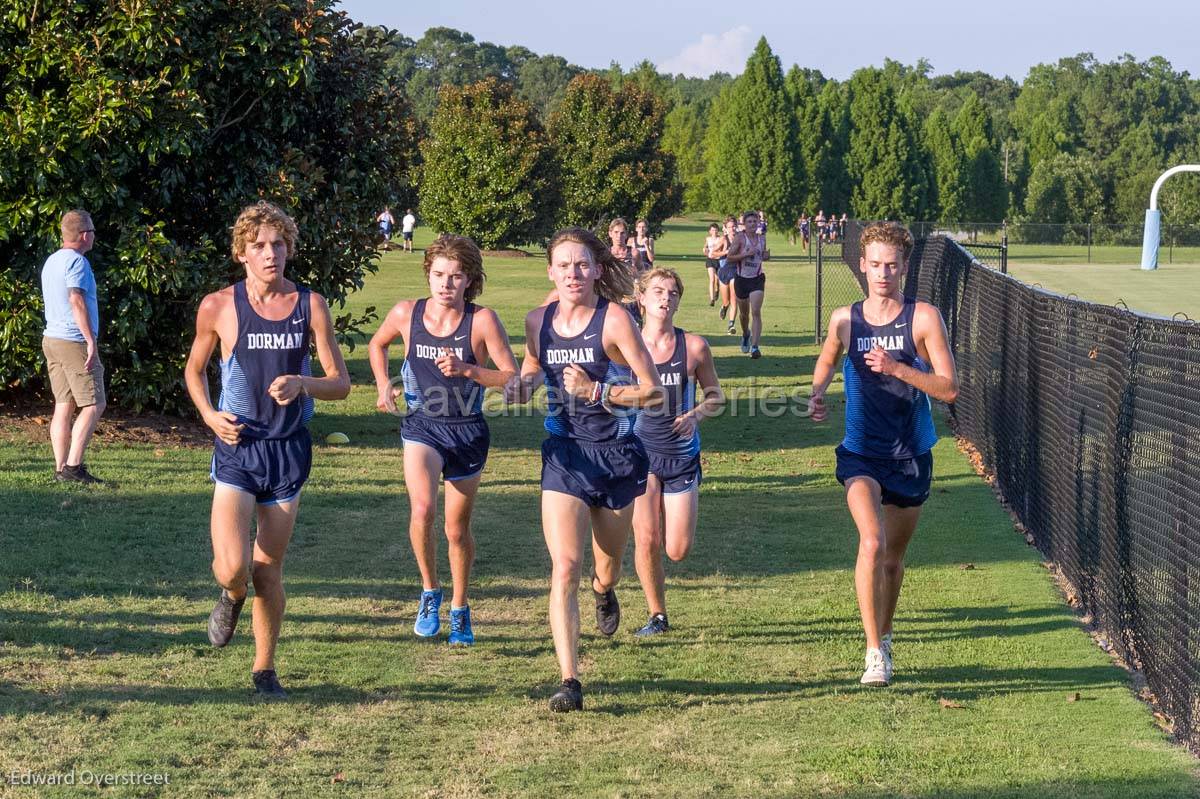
[381,27,1200,237]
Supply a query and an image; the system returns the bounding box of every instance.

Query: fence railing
[893,234,1200,754]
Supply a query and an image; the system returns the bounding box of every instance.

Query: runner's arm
[451,307,518,389]
[865,302,959,403]
[368,300,412,413]
[184,292,244,445]
[810,307,849,401]
[270,292,350,404]
[506,309,544,403]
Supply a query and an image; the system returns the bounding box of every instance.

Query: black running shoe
[719,305,728,320]
[549,678,583,712]
[58,463,104,484]
[207,590,246,647]
[709,297,716,307]
[593,579,620,636]
[252,669,288,699]
[634,613,670,637]
[750,346,762,360]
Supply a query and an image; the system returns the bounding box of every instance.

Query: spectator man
[42,209,106,484]
[401,208,417,252]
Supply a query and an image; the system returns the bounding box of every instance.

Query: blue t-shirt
[42,248,98,342]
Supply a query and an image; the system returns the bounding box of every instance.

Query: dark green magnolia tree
[548,74,682,235]
[418,79,559,250]
[704,38,801,228]
[0,0,415,410]
[845,66,931,220]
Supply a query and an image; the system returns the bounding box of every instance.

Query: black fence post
[1088,223,1092,263]
[815,236,824,345]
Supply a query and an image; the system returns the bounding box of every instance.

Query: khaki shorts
[43,336,105,407]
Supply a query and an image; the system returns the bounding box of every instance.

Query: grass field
[1,221,1197,797]
[1000,261,1200,319]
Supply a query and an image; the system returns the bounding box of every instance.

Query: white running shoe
[880,632,893,661]
[860,647,893,687]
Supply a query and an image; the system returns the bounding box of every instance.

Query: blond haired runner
[505,227,663,712]
[368,235,518,645]
[631,268,724,636]
[807,221,958,687]
[184,201,351,699]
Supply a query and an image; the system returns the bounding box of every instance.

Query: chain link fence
[912,234,1200,754]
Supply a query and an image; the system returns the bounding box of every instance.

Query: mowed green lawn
[1,221,1197,798]
[1002,260,1200,319]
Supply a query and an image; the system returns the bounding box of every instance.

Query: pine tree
[662,102,710,212]
[419,79,559,249]
[954,93,1007,221]
[924,107,967,222]
[703,38,801,228]
[786,66,824,216]
[846,67,930,219]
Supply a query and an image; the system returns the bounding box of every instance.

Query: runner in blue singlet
[505,227,664,713]
[630,268,724,637]
[368,235,519,647]
[185,201,351,699]
[807,221,959,689]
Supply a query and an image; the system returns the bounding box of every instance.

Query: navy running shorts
[717,259,736,285]
[734,273,766,299]
[402,412,490,481]
[648,451,702,495]
[211,428,312,505]
[541,436,649,510]
[835,444,933,508]
[705,258,721,271]
[403,230,413,241]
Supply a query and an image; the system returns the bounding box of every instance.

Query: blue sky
[338,0,1200,81]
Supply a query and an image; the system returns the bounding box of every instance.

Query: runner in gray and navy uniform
[185,202,351,699]
[369,235,518,647]
[631,268,723,637]
[808,221,958,689]
[507,227,663,713]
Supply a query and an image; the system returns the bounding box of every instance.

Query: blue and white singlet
[842,298,938,459]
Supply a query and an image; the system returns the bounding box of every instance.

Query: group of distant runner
[701,210,768,359]
[796,210,849,248]
[158,201,957,709]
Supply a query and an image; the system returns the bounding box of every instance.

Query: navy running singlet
[539,299,636,442]
[401,298,483,418]
[842,298,938,459]
[634,328,699,458]
[218,281,315,440]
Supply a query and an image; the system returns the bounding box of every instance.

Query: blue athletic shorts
[717,259,736,285]
[541,436,649,510]
[835,445,933,508]
[648,451,702,495]
[402,412,490,481]
[211,428,312,505]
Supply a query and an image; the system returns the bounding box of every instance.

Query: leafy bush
[548,74,682,235]
[418,78,558,250]
[0,0,415,410]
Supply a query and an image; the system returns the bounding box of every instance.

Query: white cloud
[658,26,754,78]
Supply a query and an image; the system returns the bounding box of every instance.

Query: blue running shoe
[449,606,474,645]
[740,333,751,353]
[414,588,443,637]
